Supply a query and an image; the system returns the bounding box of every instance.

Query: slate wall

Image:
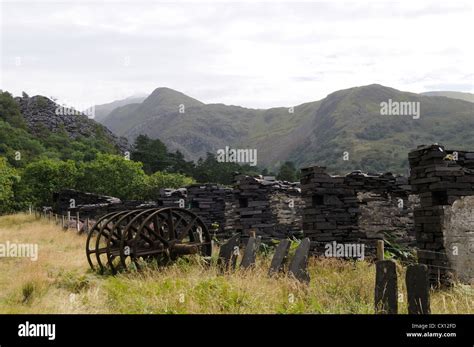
[300,166,416,256]
[227,175,303,242]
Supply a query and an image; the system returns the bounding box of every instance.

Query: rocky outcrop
[15,95,128,152]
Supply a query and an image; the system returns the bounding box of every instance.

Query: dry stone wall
[300,166,416,256]
[226,175,303,242]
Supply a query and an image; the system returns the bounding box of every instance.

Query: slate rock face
[15,95,128,152]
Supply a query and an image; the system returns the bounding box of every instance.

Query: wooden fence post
[374,260,398,314]
[376,240,384,261]
[76,212,80,232]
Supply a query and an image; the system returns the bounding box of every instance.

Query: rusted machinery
[86,208,212,274]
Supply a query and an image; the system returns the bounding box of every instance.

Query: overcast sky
[0,0,473,109]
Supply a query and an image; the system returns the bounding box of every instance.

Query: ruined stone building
[155,179,303,241]
[226,175,303,242]
[53,177,303,243]
[300,166,417,256]
[51,145,474,285]
[409,144,474,285]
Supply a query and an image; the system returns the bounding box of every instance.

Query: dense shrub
[0,157,19,212]
[76,154,147,200]
[17,159,79,207]
[143,171,195,200]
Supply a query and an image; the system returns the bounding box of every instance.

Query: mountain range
[93,95,147,122]
[421,91,474,103]
[97,84,474,174]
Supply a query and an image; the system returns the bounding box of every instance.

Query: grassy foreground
[0,213,472,314]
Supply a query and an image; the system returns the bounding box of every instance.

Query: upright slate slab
[374,260,398,314]
[406,264,431,314]
[288,238,311,284]
[217,234,240,273]
[240,237,261,269]
[268,239,291,276]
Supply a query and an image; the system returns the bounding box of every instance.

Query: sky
[0,0,473,109]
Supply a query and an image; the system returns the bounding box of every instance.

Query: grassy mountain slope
[93,95,147,122]
[102,88,204,136]
[99,85,474,174]
[422,91,474,103]
[289,85,474,173]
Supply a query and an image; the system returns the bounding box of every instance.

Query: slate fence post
[374,260,398,314]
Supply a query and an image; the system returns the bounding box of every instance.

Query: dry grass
[0,213,472,314]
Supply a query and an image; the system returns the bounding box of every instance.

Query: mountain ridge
[96,84,474,173]
[93,95,147,122]
[421,91,474,103]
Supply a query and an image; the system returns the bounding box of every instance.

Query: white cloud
[0,0,472,109]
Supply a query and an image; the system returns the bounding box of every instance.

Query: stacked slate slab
[186,184,235,238]
[53,189,121,215]
[69,201,159,219]
[409,144,474,285]
[300,166,416,256]
[157,188,187,208]
[229,175,303,242]
[53,189,158,219]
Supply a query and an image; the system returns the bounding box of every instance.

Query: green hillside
[100,84,474,174]
[93,95,147,122]
[422,91,474,103]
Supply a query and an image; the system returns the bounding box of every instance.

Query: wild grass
[0,213,472,314]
